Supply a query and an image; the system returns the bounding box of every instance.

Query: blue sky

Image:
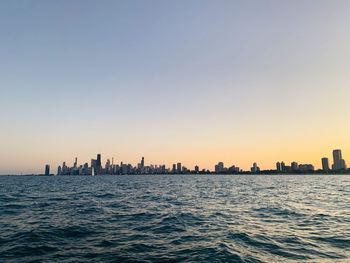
[1,1,350,173]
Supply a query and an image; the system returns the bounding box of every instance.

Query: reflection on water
[1,174,350,262]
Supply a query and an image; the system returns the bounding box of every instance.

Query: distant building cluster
[275,149,347,174]
[214,162,240,174]
[331,149,347,170]
[55,155,171,176]
[276,161,315,173]
[43,149,348,176]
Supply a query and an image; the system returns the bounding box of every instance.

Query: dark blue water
[1,175,350,262]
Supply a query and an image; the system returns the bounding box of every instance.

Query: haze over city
[1,0,350,174]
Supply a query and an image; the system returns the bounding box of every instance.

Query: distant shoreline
[1,172,350,177]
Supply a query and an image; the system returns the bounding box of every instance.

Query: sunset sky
[1,0,349,174]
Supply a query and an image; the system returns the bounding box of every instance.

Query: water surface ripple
[1,175,350,262]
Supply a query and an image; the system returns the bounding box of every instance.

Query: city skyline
[1,2,350,262]
[33,148,350,176]
[41,148,347,176]
[1,147,350,175]
[1,1,350,174]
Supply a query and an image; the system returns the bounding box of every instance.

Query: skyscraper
[45,164,50,176]
[141,157,144,168]
[62,162,67,174]
[177,163,182,173]
[321,157,330,171]
[332,149,346,170]
[276,162,282,172]
[96,154,101,168]
[57,165,62,175]
[281,161,286,172]
[105,159,111,173]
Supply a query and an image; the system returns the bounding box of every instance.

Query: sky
[1,0,350,174]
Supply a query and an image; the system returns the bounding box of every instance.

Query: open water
[0,174,350,262]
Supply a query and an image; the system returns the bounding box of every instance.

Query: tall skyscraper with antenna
[141,157,145,168]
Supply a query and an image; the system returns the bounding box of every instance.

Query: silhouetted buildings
[141,157,144,169]
[228,165,240,173]
[176,163,182,173]
[277,161,291,173]
[322,157,330,171]
[96,154,101,168]
[194,165,199,173]
[215,162,224,173]
[291,162,298,172]
[48,148,348,176]
[213,162,240,174]
[45,164,50,176]
[250,163,260,173]
[91,159,97,170]
[281,162,286,172]
[276,162,282,172]
[298,164,314,172]
[275,161,314,173]
[272,149,348,174]
[332,149,347,170]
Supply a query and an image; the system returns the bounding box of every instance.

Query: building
[298,164,315,172]
[105,159,111,174]
[141,157,145,168]
[91,159,97,169]
[194,165,199,173]
[96,154,102,168]
[45,164,50,176]
[276,162,282,172]
[228,165,239,173]
[283,165,292,173]
[281,161,286,172]
[57,165,62,175]
[332,149,347,170]
[62,162,67,174]
[215,162,224,173]
[176,163,182,173]
[172,164,176,173]
[321,157,330,171]
[121,163,128,174]
[250,162,260,173]
[291,162,299,172]
[82,163,89,175]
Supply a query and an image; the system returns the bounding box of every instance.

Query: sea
[0,174,349,262]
